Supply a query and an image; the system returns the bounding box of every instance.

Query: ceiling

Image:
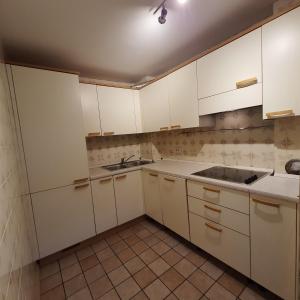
[0,0,277,84]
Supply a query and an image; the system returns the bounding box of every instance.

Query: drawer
[187,180,249,214]
[189,212,250,277]
[188,196,249,236]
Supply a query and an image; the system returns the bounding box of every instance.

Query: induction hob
[191,166,269,185]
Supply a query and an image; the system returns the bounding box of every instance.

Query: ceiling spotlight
[158,5,168,24]
[178,0,188,3]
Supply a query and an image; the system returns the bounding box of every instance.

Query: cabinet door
[197,28,262,99]
[167,62,198,129]
[159,175,189,240]
[250,195,296,300]
[142,171,163,224]
[91,177,117,234]
[139,77,170,133]
[114,171,144,225]
[80,83,101,137]
[12,66,89,193]
[97,86,136,135]
[262,7,300,119]
[32,183,95,258]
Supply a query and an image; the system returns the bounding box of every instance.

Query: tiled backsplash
[87,107,300,173]
[0,63,39,299]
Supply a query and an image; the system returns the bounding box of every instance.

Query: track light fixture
[158,5,168,24]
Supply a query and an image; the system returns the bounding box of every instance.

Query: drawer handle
[204,204,222,213]
[116,175,127,180]
[266,109,294,119]
[171,125,181,129]
[75,183,89,189]
[252,198,280,208]
[73,177,89,184]
[160,127,169,131]
[236,77,257,89]
[149,173,158,177]
[203,187,220,194]
[87,132,101,137]
[164,178,175,182]
[103,131,114,136]
[99,178,112,183]
[205,222,223,233]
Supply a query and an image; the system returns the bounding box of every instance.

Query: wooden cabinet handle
[204,204,222,213]
[87,132,101,137]
[116,175,127,180]
[164,178,175,182]
[75,183,89,189]
[205,222,223,232]
[203,187,220,194]
[103,132,114,136]
[266,109,294,119]
[99,178,112,183]
[160,127,169,131]
[236,77,257,89]
[73,177,89,184]
[252,198,280,208]
[171,125,181,129]
[149,173,158,177]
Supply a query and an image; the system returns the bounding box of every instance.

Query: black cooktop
[191,166,269,185]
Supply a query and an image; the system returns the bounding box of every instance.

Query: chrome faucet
[120,155,135,165]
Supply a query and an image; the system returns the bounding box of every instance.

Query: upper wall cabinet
[139,77,170,133]
[12,66,89,193]
[97,86,137,135]
[80,83,101,137]
[262,7,300,119]
[197,28,262,99]
[167,62,198,129]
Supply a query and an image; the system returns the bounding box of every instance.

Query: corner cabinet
[262,7,300,119]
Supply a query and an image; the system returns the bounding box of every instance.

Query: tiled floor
[39,217,281,300]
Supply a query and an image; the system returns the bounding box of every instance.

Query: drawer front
[189,213,250,277]
[187,180,249,214]
[188,196,249,236]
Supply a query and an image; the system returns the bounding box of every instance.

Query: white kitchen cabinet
[159,175,189,240]
[142,171,163,224]
[139,77,170,133]
[97,86,137,135]
[250,195,297,300]
[114,171,144,225]
[262,7,300,119]
[80,83,101,137]
[133,90,143,133]
[197,28,262,99]
[167,62,198,129]
[32,183,95,258]
[12,66,89,193]
[91,177,117,234]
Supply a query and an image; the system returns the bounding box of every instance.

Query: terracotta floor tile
[133,267,157,288]
[205,282,235,300]
[41,272,63,294]
[108,266,130,286]
[160,268,185,291]
[40,261,60,280]
[124,234,141,246]
[174,280,202,300]
[124,256,145,274]
[148,257,170,276]
[139,248,159,265]
[173,243,191,257]
[92,239,108,252]
[67,287,92,300]
[162,249,183,266]
[143,222,160,233]
[131,240,149,255]
[76,247,94,260]
[89,275,113,299]
[155,230,171,241]
[111,240,128,254]
[174,258,197,278]
[144,235,160,247]
[200,260,225,280]
[96,247,114,262]
[99,288,120,300]
[131,290,148,300]
[61,263,82,282]
[59,254,78,270]
[188,269,214,294]
[144,279,171,300]
[185,251,207,267]
[84,264,105,284]
[64,274,87,297]
[102,256,122,273]
[201,296,209,300]
[106,234,122,245]
[40,284,65,300]
[165,293,178,300]
[118,228,134,239]
[164,236,180,248]
[239,282,281,300]
[152,241,171,255]
[117,247,136,263]
[79,254,99,272]
[136,228,152,239]
[115,277,141,300]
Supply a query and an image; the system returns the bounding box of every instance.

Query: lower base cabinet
[32,183,95,258]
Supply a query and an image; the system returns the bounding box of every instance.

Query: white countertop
[89,159,300,203]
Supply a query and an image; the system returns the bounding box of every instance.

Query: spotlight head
[158,15,166,24]
[158,6,168,24]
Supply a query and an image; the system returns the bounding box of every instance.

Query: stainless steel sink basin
[103,160,153,171]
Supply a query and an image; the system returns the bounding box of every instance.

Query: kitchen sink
[103,160,153,171]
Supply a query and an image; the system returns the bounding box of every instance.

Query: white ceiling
[0,0,276,84]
